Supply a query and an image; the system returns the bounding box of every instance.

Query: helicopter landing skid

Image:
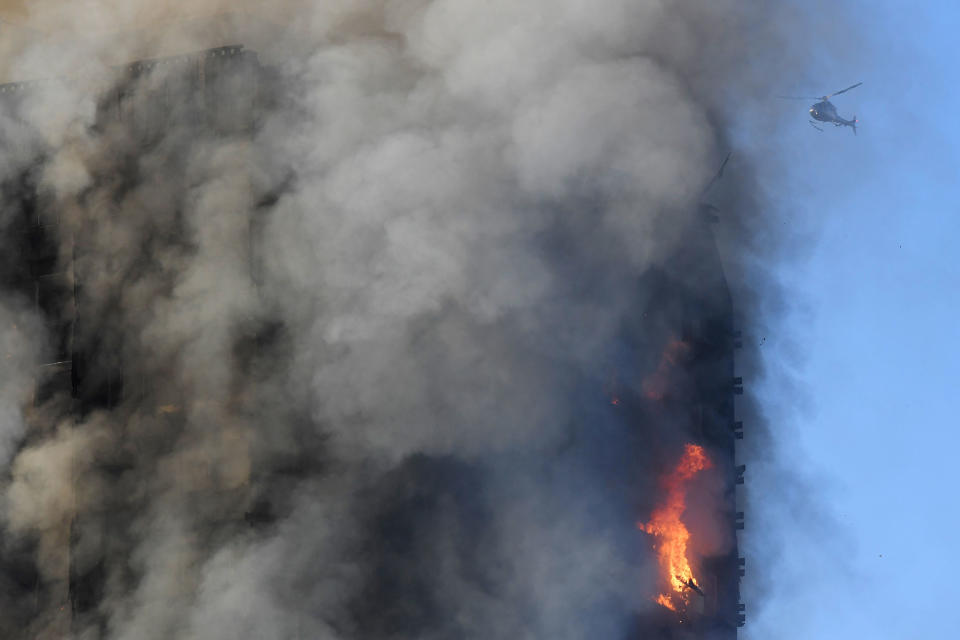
[808,121,824,132]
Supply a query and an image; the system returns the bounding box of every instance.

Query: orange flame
[655,593,676,612]
[639,443,712,611]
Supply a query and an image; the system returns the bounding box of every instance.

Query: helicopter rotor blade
[827,82,862,98]
[776,95,819,100]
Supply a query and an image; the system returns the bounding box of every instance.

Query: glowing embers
[639,443,712,612]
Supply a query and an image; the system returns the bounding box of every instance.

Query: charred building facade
[624,217,747,638]
[0,44,747,640]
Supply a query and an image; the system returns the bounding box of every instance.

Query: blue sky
[742,2,960,638]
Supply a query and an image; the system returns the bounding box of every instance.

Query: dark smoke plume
[0,2,829,639]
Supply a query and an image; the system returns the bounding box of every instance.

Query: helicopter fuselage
[809,99,856,129]
[809,99,838,122]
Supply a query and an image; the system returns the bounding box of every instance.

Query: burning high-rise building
[0,4,805,638]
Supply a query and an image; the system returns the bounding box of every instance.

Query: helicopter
[779,82,861,134]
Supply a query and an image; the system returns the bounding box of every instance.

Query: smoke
[0,2,827,639]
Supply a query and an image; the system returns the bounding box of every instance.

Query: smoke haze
[0,2,833,638]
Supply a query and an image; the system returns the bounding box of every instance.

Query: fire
[639,443,712,611]
[655,593,676,612]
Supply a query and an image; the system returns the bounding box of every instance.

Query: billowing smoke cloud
[0,2,822,639]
